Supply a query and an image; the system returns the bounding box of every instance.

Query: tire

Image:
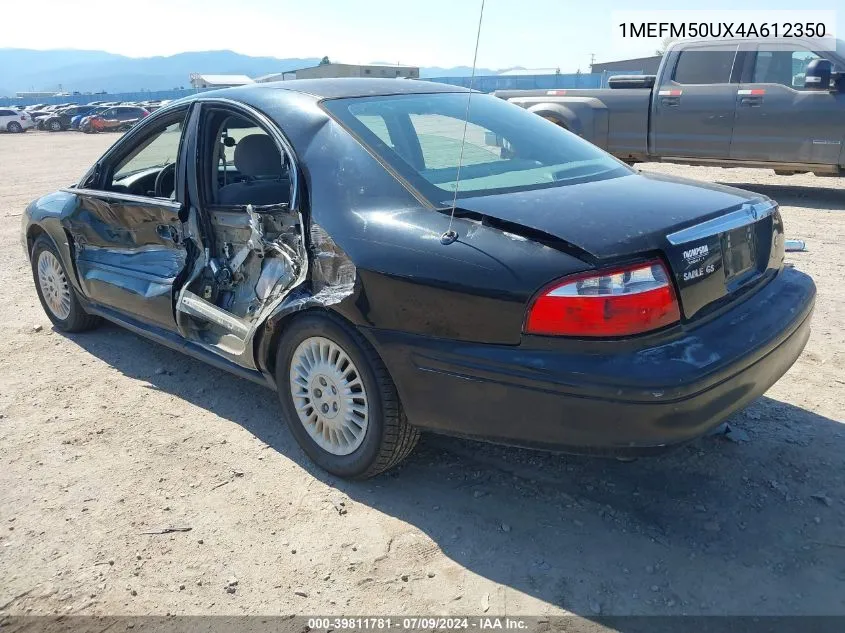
[48,119,62,132]
[30,235,101,333]
[275,313,419,479]
[7,121,22,133]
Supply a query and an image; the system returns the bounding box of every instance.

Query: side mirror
[804,59,833,91]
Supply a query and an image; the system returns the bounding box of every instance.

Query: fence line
[1,88,210,107]
[1,71,644,107]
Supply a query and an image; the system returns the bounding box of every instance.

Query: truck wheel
[275,313,419,479]
[541,116,568,130]
[7,121,22,133]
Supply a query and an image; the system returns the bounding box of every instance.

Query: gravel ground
[0,131,843,619]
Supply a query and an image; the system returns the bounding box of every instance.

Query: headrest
[233,134,284,178]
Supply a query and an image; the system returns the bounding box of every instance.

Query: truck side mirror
[804,59,832,91]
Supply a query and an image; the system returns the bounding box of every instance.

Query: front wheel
[48,119,62,132]
[30,235,101,332]
[275,314,419,479]
[7,121,22,133]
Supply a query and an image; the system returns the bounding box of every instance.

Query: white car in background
[0,108,35,133]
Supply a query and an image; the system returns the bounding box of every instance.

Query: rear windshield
[323,92,629,205]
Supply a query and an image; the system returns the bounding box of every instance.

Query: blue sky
[11,0,844,71]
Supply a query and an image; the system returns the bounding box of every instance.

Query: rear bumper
[364,267,815,454]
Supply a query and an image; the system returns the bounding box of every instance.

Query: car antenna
[440,0,485,246]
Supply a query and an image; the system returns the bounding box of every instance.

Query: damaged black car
[22,79,816,478]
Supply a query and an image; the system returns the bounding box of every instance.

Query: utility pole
[590,53,596,70]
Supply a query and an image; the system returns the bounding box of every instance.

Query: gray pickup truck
[497,38,845,176]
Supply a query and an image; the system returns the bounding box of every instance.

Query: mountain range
[0,49,505,96]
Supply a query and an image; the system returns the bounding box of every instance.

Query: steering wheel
[154,162,177,198]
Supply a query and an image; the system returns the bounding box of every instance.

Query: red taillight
[525,260,681,337]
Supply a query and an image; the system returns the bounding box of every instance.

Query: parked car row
[0,99,170,133]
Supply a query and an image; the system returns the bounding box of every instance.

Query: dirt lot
[1,131,844,619]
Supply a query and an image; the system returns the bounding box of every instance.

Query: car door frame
[730,42,845,166]
[649,42,743,159]
[173,97,306,371]
[188,98,301,211]
[61,103,196,333]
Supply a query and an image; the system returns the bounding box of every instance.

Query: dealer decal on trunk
[682,244,709,266]
[671,236,723,289]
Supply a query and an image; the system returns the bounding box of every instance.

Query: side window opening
[104,111,187,199]
[202,110,292,208]
[753,48,822,89]
[673,47,738,84]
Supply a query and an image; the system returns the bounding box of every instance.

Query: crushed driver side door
[63,106,193,332]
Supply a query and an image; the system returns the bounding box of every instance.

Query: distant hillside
[1,49,320,94]
[0,49,508,95]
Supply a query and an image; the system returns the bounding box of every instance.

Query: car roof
[209,78,470,101]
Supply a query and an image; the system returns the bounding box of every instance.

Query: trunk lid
[456,172,784,320]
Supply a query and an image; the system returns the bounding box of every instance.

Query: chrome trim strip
[666,199,776,245]
[62,187,183,211]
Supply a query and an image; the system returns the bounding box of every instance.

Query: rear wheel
[275,314,419,479]
[30,235,101,332]
[7,121,22,133]
[48,119,62,132]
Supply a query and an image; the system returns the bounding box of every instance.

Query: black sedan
[21,79,815,478]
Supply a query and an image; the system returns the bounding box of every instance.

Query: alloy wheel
[289,336,369,456]
[37,250,72,320]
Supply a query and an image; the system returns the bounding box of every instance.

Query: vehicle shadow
[716,181,845,212]
[65,323,845,619]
